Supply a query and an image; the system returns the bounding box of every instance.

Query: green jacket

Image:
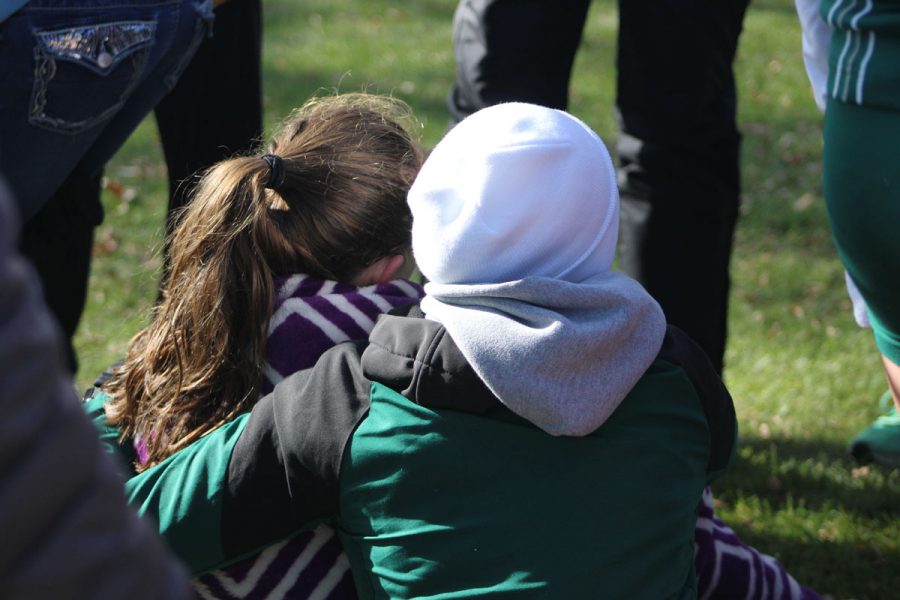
[823,0,900,110]
[108,306,736,599]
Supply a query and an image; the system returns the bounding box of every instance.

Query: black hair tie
[261,154,286,191]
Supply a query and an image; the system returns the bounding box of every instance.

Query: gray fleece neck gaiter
[421,273,667,436]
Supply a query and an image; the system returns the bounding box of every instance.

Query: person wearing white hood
[411,100,669,435]
[118,103,751,598]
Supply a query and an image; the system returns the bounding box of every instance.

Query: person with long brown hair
[87,93,425,598]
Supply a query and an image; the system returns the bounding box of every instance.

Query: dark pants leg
[154,0,263,273]
[18,0,263,373]
[448,0,591,123]
[18,172,103,373]
[616,0,749,374]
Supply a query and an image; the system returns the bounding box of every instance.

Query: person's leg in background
[9,0,263,373]
[448,0,590,124]
[617,2,820,597]
[154,0,263,278]
[0,0,214,222]
[2,0,215,373]
[451,0,743,374]
[615,0,750,375]
[823,99,900,466]
[18,173,102,372]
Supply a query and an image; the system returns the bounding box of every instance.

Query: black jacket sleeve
[657,325,738,478]
[222,339,372,557]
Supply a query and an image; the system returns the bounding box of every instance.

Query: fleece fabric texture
[422,274,666,436]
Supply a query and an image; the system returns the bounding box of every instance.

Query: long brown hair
[104,94,422,470]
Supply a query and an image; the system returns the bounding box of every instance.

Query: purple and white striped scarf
[194,274,423,600]
[262,274,424,394]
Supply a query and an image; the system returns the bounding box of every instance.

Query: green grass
[75,1,899,597]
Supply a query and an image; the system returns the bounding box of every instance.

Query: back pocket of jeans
[29,20,156,134]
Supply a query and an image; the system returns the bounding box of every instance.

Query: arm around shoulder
[124,339,372,575]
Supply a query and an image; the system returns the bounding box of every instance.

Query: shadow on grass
[714,435,900,517]
[711,436,899,598]
[723,527,900,600]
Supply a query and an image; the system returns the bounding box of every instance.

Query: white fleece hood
[409,103,666,436]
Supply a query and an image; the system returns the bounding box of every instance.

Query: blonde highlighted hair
[104,94,422,469]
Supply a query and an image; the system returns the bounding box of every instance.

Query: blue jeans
[0,0,214,221]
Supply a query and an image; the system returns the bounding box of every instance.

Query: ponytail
[105,94,422,470]
[106,157,282,468]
